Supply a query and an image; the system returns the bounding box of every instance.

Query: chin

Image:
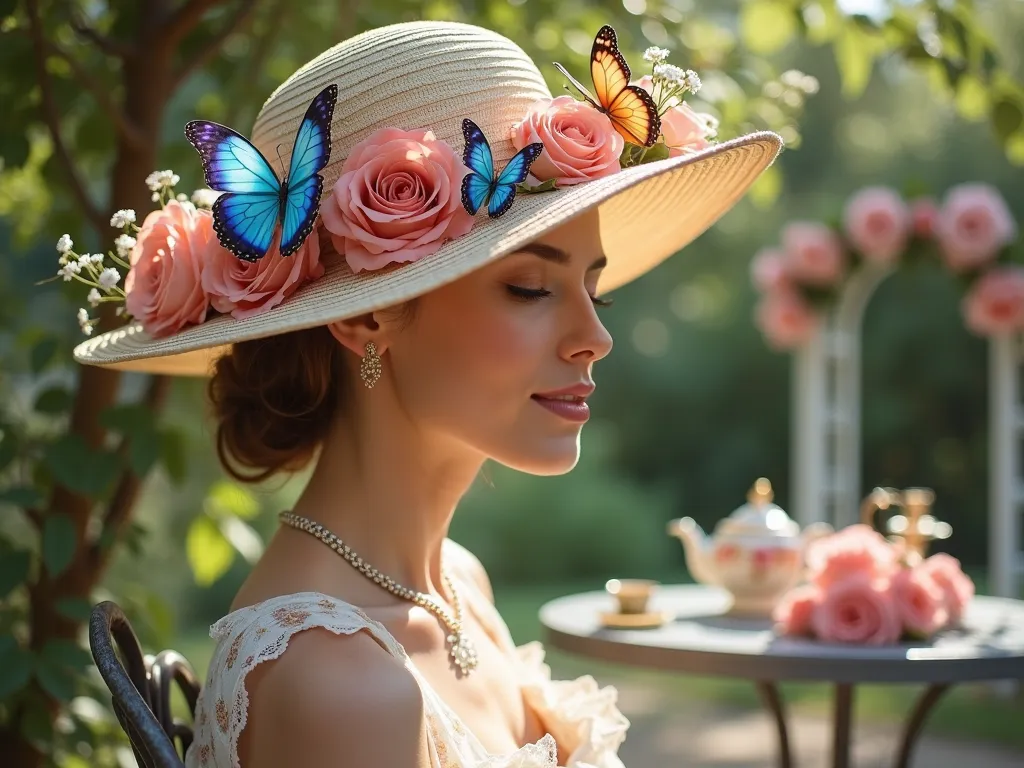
[495,435,582,476]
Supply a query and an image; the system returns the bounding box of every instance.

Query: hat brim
[73,131,782,376]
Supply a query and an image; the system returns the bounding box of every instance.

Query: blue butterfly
[461,118,544,219]
[185,84,338,262]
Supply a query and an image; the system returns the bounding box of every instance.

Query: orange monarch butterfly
[553,25,661,148]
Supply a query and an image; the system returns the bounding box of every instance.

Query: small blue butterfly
[185,84,338,262]
[461,118,544,219]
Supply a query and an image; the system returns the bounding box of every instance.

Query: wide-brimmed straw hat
[73,20,782,376]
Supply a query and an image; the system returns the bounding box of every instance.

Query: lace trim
[190,592,407,768]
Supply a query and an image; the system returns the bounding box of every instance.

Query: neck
[287,393,485,597]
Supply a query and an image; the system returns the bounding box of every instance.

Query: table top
[539,584,1024,683]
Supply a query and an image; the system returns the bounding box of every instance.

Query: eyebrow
[513,243,607,271]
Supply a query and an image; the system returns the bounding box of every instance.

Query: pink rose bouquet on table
[750,182,1023,352]
[773,524,975,644]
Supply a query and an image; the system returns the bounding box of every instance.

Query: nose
[560,295,613,364]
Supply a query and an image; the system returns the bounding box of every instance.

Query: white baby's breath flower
[98,267,121,292]
[77,252,93,264]
[77,308,93,335]
[56,234,73,255]
[176,193,188,202]
[90,253,105,265]
[151,192,161,202]
[115,234,136,258]
[58,261,82,281]
[87,288,102,308]
[643,46,670,63]
[110,209,136,228]
[145,170,180,192]
[191,188,220,208]
[683,69,701,93]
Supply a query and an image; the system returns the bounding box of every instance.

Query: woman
[74,19,781,768]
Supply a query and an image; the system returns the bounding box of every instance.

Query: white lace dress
[183,544,629,768]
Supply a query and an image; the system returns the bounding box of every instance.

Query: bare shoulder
[239,625,431,768]
[444,538,495,603]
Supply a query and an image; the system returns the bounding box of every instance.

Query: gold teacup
[605,578,658,615]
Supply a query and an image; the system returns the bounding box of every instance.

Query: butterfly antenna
[275,144,287,178]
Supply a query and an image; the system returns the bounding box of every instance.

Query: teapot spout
[667,517,719,586]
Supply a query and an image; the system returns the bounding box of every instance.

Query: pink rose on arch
[842,186,911,264]
[891,566,948,638]
[202,229,324,320]
[755,289,818,350]
[751,247,791,292]
[936,183,1018,272]
[124,200,211,337]
[805,524,898,589]
[781,222,845,286]
[773,583,821,637]
[919,553,975,625]
[635,76,717,157]
[320,128,474,273]
[910,197,939,239]
[961,266,1024,337]
[510,95,623,186]
[811,574,902,645]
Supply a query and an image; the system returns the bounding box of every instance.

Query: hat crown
[251,21,553,190]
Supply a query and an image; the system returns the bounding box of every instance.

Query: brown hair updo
[208,326,345,484]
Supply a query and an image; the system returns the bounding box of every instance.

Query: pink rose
[891,566,948,638]
[755,290,818,350]
[750,247,791,292]
[202,230,324,320]
[962,267,1024,336]
[510,95,623,186]
[781,222,845,286]
[919,553,975,625]
[773,584,821,637]
[910,197,939,239]
[811,574,902,645]
[806,524,898,589]
[635,76,716,157]
[842,186,911,264]
[124,200,211,337]
[936,184,1018,272]
[320,128,474,273]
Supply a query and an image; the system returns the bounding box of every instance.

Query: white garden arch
[789,261,1024,598]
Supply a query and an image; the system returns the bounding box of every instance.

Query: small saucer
[598,610,674,629]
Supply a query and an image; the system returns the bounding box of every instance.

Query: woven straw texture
[73,21,782,376]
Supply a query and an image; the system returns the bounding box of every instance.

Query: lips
[531,382,595,423]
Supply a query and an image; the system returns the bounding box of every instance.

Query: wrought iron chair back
[88,601,201,768]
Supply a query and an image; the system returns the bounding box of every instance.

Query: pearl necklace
[277,511,479,676]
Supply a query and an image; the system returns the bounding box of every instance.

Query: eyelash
[506,285,613,308]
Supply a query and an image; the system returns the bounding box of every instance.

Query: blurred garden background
[2,0,1024,766]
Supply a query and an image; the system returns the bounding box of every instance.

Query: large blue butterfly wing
[461,119,495,215]
[185,122,280,195]
[488,143,544,218]
[280,85,338,255]
[212,193,280,263]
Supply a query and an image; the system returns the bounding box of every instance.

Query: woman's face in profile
[386,207,613,474]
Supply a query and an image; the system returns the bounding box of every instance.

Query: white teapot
[667,478,832,616]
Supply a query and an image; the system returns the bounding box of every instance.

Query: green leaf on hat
[517,178,558,194]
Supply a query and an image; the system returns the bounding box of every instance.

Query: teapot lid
[715,478,799,537]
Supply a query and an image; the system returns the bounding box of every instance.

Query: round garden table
[539,584,1024,768]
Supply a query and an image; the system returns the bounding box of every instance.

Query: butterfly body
[185,84,337,262]
[461,119,544,219]
[553,25,660,148]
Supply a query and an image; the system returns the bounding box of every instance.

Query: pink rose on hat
[202,230,325,320]
[125,200,211,337]
[635,76,716,157]
[510,95,623,186]
[841,186,912,265]
[320,127,475,273]
[936,183,1018,272]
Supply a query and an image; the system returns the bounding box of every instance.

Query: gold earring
[360,341,382,389]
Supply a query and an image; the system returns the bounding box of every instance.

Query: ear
[326,313,388,358]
